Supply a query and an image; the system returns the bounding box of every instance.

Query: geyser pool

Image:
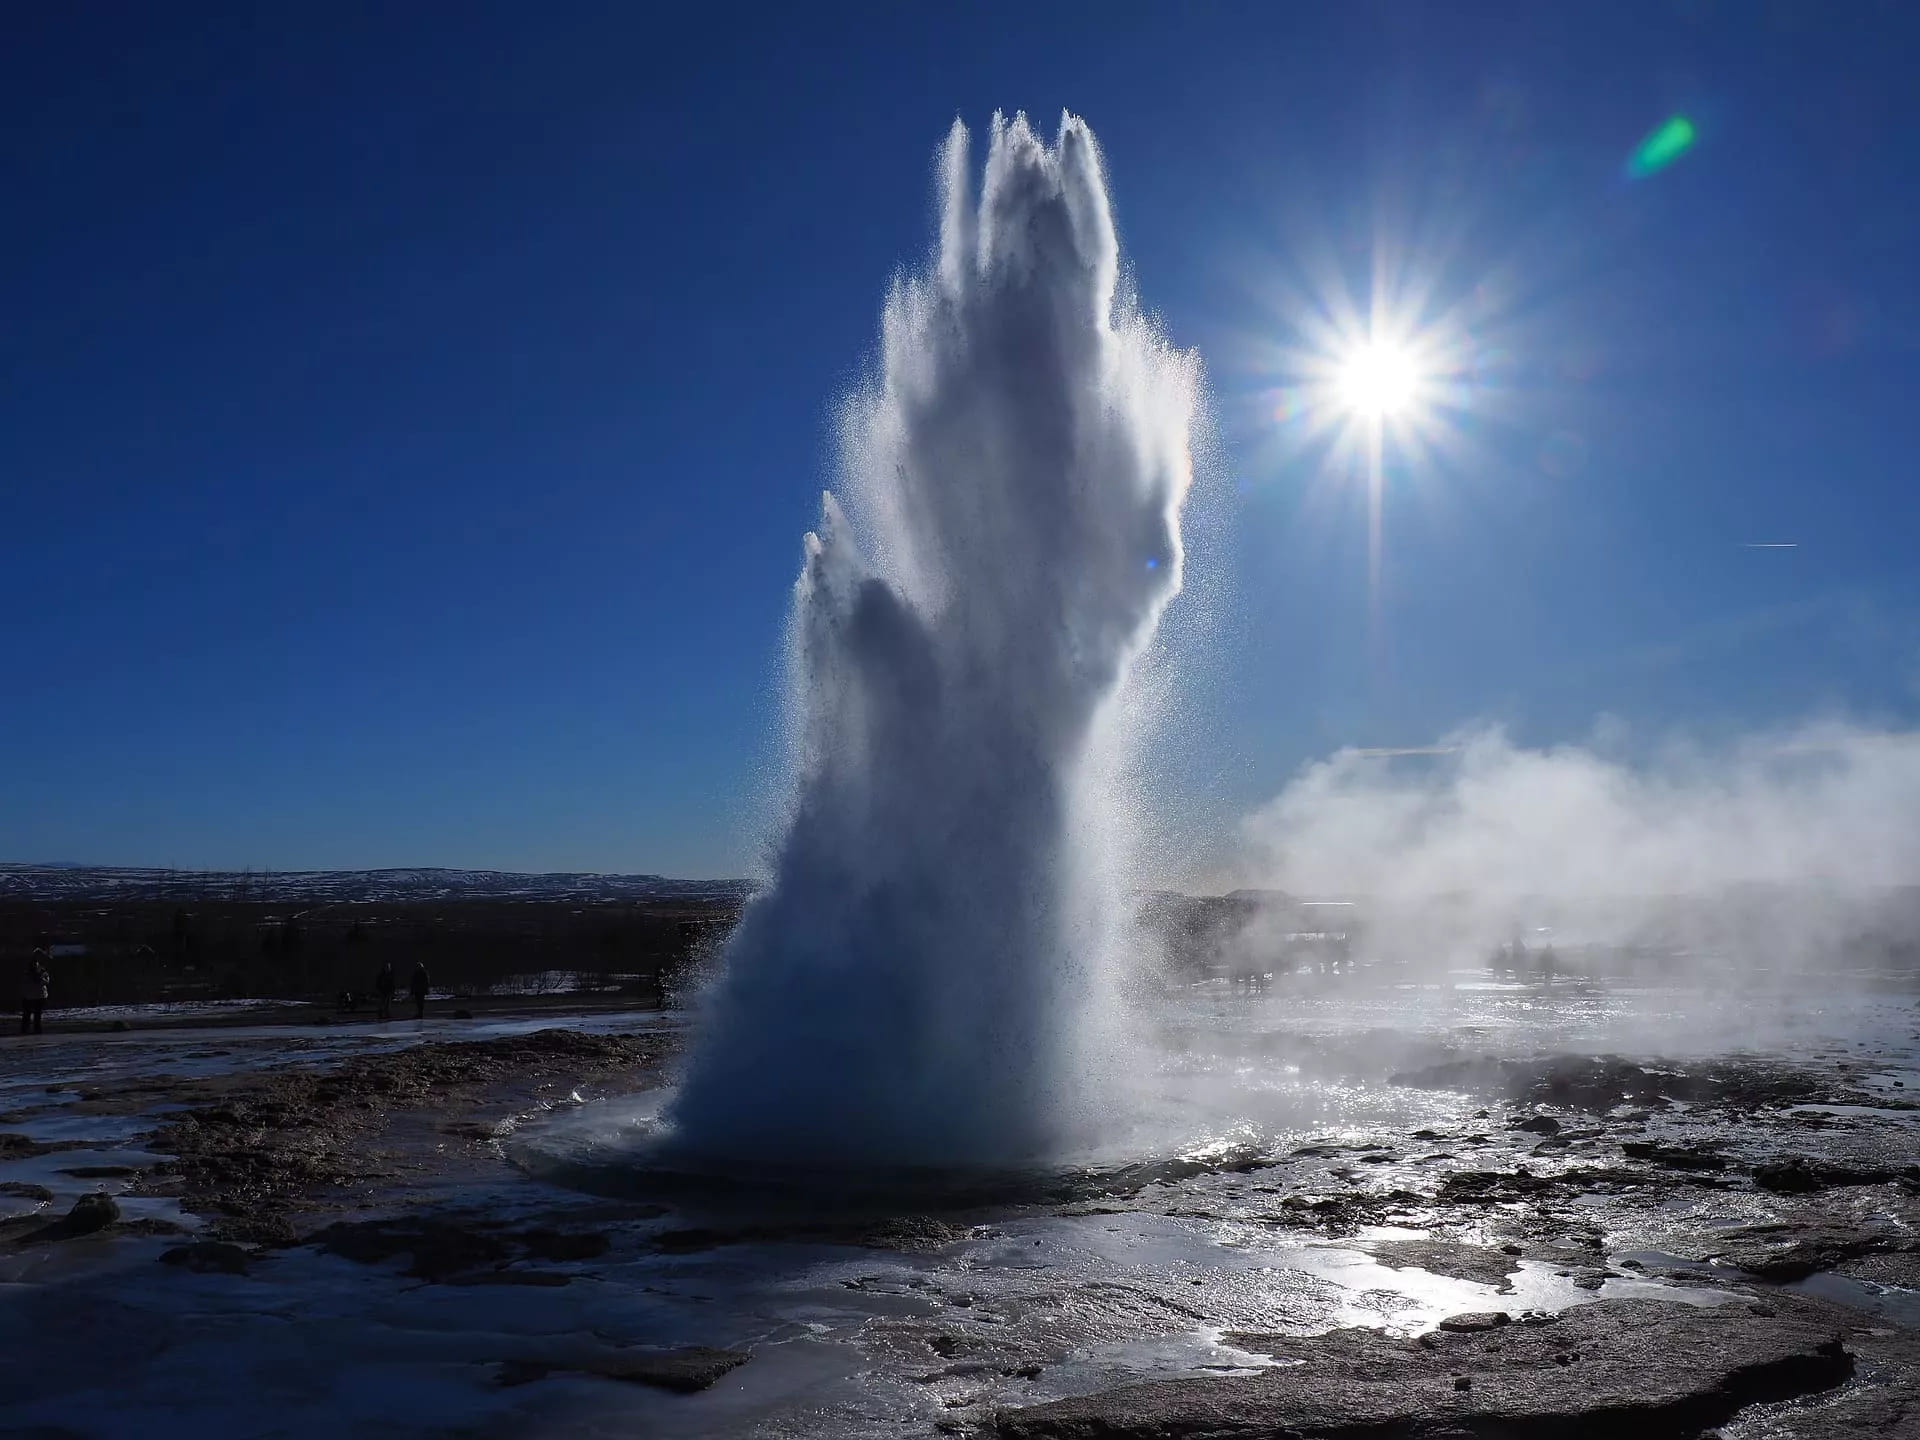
[666,112,1198,1167]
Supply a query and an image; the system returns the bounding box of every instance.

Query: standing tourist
[374,959,397,1020]
[19,950,50,1035]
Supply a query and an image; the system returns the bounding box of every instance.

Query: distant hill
[0,863,754,905]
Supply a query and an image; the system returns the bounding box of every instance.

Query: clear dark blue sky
[4,3,1916,876]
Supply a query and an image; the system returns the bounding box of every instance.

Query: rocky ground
[1,1016,1917,1433]
[974,1051,1920,1436]
[1000,1294,1917,1438]
[2,1027,670,1247]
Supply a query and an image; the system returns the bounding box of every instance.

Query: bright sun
[1337,341,1420,419]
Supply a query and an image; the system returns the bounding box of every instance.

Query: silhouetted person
[20,951,50,1035]
[374,960,397,1020]
[409,962,430,1020]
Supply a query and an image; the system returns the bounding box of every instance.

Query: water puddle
[1789,1270,1920,1328]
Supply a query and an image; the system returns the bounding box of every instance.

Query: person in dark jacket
[409,962,431,1020]
[19,951,50,1035]
[374,960,397,1020]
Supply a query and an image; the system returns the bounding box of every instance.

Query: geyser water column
[669,113,1198,1168]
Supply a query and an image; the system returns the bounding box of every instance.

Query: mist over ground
[1223,723,1920,983]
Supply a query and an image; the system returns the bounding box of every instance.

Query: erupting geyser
[668,113,1198,1167]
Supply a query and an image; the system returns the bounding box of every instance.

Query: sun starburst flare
[1336,340,1421,419]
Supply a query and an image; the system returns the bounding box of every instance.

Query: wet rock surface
[59,1191,120,1234]
[998,1298,1862,1438]
[1620,1140,1729,1171]
[0,1132,85,1160]
[1755,1156,1920,1194]
[496,1344,751,1392]
[1390,1052,1888,1114]
[1836,1252,1920,1289]
[0,1190,190,1249]
[1434,1309,1510,1332]
[159,1240,255,1274]
[3,1007,1914,1436]
[647,1214,983,1254]
[312,1213,612,1280]
[1366,1240,1520,1291]
[1714,1221,1918,1282]
[140,1028,666,1242]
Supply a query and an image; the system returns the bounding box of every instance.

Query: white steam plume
[1234,724,1920,973]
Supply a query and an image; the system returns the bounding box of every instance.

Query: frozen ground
[0,976,1915,1437]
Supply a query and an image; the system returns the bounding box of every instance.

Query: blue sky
[3,3,1916,877]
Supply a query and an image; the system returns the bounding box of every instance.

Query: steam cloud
[669,114,1198,1166]
[1234,724,1920,973]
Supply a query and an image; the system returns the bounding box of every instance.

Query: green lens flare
[1628,115,1696,177]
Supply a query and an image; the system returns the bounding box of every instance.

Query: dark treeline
[0,896,743,1008]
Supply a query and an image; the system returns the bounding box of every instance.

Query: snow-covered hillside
[0,864,753,904]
